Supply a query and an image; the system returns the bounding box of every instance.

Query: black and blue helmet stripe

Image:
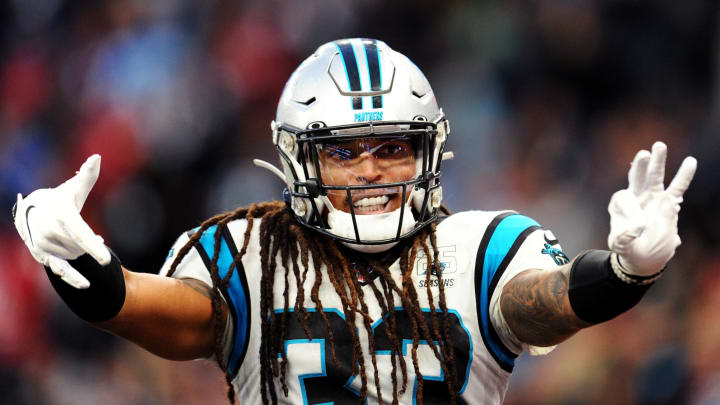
[334,40,363,110]
[334,39,384,111]
[363,39,383,109]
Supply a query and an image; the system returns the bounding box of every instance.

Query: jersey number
[278,309,471,404]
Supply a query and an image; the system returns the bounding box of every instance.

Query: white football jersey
[159,210,567,404]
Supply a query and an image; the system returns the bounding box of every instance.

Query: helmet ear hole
[413,115,428,122]
[307,121,326,129]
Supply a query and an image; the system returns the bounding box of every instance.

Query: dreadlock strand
[291,224,314,340]
[377,275,404,403]
[419,237,456,405]
[364,255,406,393]
[216,206,263,404]
[320,245,371,400]
[306,245,340,368]
[285,223,305,321]
[219,204,259,288]
[303,236,344,371]
[207,217,237,402]
[370,248,415,400]
[164,207,242,403]
[399,231,454,404]
[276,213,292,397]
[330,245,375,325]
[166,212,227,278]
[365,252,413,403]
[429,222,458,403]
[405,231,448,361]
[328,244,380,403]
[317,242,364,382]
[366,279,396,404]
[258,211,278,405]
[266,213,284,381]
[420,240,446,357]
[396,241,426,402]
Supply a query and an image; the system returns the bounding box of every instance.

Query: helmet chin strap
[324,194,417,254]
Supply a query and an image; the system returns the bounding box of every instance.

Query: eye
[376,141,412,158]
[381,144,403,155]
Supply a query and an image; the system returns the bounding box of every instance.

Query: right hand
[607,142,696,276]
[13,155,111,289]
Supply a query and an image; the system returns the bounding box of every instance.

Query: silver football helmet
[257,38,451,253]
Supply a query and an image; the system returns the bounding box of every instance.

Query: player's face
[317,136,416,214]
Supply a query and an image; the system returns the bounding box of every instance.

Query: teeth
[354,195,390,208]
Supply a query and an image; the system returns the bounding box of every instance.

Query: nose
[353,153,382,184]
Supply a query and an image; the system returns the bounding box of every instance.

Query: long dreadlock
[167,201,459,404]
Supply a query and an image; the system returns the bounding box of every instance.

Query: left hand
[607,142,696,276]
[12,155,110,289]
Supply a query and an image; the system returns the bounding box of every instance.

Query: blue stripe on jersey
[476,213,540,371]
[197,225,250,377]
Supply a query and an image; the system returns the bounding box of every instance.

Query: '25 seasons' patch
[415,245,458,291]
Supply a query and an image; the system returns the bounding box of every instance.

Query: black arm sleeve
[568,250,652,324]
[44,251,126,323]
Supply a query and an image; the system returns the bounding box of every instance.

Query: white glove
[608,142,697,277]
[13,155,111,289]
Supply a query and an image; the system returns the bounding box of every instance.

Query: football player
[13,39,696,404]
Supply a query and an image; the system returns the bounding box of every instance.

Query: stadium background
[1,1,719,404]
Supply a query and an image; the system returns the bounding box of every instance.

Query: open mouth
[353,195,392,214]
[350,188,403,214]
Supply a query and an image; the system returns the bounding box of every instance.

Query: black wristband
[44,250,126,323]
[568,250,652,324]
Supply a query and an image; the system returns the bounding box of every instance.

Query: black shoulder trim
[191,226,251,378]
[192,238,213,270]
[474,212,515,372]
[221,226,252,377]
[487,225,542,305]
[486,225,541,364]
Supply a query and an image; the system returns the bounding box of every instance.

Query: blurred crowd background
[1,1,719,404]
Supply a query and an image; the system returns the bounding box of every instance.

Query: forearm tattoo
[500,266,590,347]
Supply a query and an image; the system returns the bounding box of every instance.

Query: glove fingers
[628,149,651,195]
[35,233,84,259]
[57,155,101,211]
[667,156,697,199]
[646,142,667,192]
[60,213,111,265]
[47,256,90,289]
[609,190,647,233]
[608,189,646,251]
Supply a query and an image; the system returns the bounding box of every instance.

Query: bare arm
[500,145,697,349]
[95,267,227,361]
[500,259,590,347]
